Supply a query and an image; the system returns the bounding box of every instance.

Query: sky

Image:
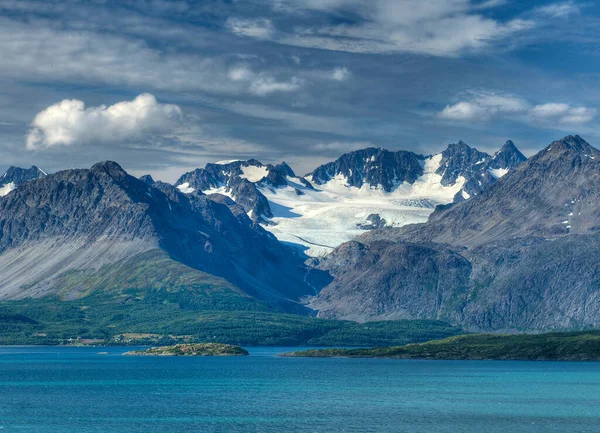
[1,0,600,182]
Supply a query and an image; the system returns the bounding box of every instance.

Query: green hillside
[283,332,600,360]
[0,250,462,346]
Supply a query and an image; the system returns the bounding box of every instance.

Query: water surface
[0,346,599,432]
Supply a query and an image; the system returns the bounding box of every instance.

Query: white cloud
[530,103,596,125]
[26,93,186,150]
[536,2,580,18]
[227,66,302,96]
[226,18,274,39]
[440,92,529,120]
[0,17,303,98]
[331,67,350,81]
[439,91,596,127]
[271,0,534,57]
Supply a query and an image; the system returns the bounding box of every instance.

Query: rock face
[0,166,46,196]
[309,148,425,191]
[0,161,315,312]
[311,136,600,332]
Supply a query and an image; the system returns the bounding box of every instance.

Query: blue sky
[0,0,599,181]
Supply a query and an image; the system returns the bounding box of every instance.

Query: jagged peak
[492,140,526,166]
[443,140,480,155]
[500,140,517,151]
[272,161,296,177]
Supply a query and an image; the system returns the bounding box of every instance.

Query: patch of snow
[240,165,268,182]
[488,168,509,179]
[461,190,470,200]
[204,186,234,199]
[176,182,195,194]
[0,182,16,197]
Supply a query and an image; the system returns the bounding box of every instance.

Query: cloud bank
[440,91,597,127]
[261,0,536,57]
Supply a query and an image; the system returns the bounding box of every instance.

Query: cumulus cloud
[226,17,275,39]
[272,0,535,56]
[439,91,596,127]
[26,94,186,150]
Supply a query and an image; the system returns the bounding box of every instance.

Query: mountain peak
[447,140,472,151]
[547,135,599,156]
[139,174,155,185]
[90,161,128,181]
[500,140,517,152]
[490,140,526,169]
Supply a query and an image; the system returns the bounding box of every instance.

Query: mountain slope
[310,136,600,331]
[0,161,314,312]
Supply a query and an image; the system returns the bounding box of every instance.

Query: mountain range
[174,140,525,256]
[1,135,599,335]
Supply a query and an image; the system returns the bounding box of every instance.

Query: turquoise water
[1,347,599,432]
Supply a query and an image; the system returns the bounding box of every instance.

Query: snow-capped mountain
[176,140,526,256]
[0,166,47,196]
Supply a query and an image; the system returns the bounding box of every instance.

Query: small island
[280,332,600,361]
[123,343,249,357]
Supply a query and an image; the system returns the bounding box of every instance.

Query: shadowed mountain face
[311,136,600,332]
[0,161,315,312]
